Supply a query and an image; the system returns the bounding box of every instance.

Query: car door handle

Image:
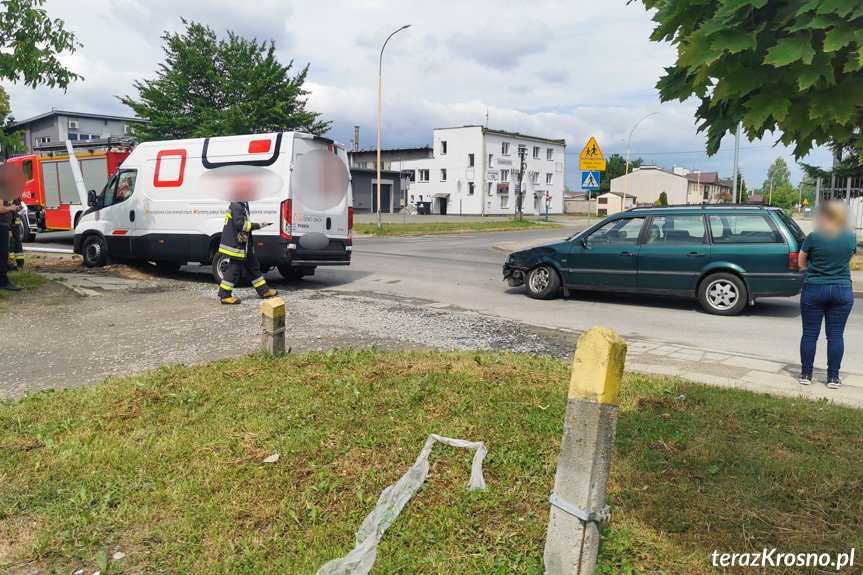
[687,251,706,258]
[129,210,135,222]
[618,251,635,258]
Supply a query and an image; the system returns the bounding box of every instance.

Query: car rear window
[774,209,807,245]
[708,214,783,244]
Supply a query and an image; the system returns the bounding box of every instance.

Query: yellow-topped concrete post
[260,297,286,356]
[544,326,627,575]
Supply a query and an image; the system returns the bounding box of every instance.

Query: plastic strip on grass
[316,434,488,575]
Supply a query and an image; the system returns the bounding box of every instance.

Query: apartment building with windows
[2,110,146,152]
[609,165,733,207]
[400,126,566,215]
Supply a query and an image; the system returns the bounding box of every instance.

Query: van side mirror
[87,189,97,207]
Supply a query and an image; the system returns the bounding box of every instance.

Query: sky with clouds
[5,0,833,190]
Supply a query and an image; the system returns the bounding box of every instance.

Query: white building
[401,126,566,215]
[609,165,733,206]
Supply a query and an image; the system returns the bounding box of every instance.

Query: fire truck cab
[5,138,133,240]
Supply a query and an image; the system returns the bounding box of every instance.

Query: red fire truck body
[6,148,130,232]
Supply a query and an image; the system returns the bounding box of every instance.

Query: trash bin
[416,201,432,215]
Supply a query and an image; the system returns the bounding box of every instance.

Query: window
[441,141,448,155]
[530,171,539,184]
[586,217,646,246]
[547,148,554,160]
[501,169,510,182]
[487,183,493,196]
[418,170,429,182]
[21,160,33,181]
[703,186,709,200]
[646,215,706,245]
[500,195,510,208]
[68,133,78,141]
[488,153,493,166]
[502,142,511,155]
[410,195,415,202]
[468,153,474,167]
[440,168,447,182]
[533,146,540,159]
[546,173,553,185]
[468,182,475,196]
[708,215,782,244]
[598,197,608,205]
[101,170,137,207]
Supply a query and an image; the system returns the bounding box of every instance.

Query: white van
[73,132,353,281]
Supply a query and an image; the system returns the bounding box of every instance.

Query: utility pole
[731,121,741,204]
[516,145,527,221]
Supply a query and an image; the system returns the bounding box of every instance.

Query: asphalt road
[26,225,863,373]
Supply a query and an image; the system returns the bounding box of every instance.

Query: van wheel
[525,264,561,300]
[211,252,231,283]
[82,235,108,268]
[699,272,747,316]
[20,218,35,243]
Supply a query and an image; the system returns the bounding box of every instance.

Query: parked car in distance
[503,205,807,316]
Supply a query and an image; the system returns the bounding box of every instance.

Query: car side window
[100,174,119,207]
[646,215,707,245]
[708,215,782,244]
[586,217,645,246]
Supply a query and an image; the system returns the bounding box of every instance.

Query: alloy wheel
[706,279,738,310]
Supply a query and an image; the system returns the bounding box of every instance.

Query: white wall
[610,168,688,205]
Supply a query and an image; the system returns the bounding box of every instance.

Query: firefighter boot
[220,297,242,305]
[260,289,278,299]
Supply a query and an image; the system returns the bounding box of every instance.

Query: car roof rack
[627,204,769,212]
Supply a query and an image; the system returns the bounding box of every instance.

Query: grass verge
[851,253,863,272]
[354,220,562,237]
[1,350,861,574]
[0,267,46,298]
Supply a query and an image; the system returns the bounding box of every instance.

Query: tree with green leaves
[596,153,644,197]
[0,0,82,89]
[0,87,27,158]
[632,0,863,158]
[762,157,792,193]
[769,182,799,210]
[120,20,329,141]
[658,191,668,205]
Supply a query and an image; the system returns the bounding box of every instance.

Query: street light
[376,24,411,231]
[622,112,659,209]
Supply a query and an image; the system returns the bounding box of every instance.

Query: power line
[564,145,776,157]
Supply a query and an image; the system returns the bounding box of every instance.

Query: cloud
[448,17,550,71]
[535,67,570,84]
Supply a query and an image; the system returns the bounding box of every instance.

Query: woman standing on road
[798,200,857,389]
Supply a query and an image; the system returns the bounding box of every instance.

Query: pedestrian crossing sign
[582,171,600,190]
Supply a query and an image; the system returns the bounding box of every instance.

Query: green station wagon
[503,205,807,315]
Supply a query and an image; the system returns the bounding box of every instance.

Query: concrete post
[544,326,627,575]
[260,297,286,356]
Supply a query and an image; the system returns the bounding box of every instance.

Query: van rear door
[289,135,350,250]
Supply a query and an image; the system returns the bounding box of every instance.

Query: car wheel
[525,264,561,300]
[82,235,108,268]
[699,272,747,316]
[211,252,231,283]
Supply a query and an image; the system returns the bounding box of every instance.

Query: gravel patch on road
[2,267,572,399]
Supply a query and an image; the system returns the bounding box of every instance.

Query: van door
[100,169,138,257]
[289,136,350,250]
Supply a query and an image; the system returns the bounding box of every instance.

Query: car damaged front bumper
[502,262,527,287]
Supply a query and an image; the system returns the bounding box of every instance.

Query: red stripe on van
[112,230,129,235]
[249,140,272,154]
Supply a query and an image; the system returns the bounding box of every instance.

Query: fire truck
[5,138,135,241]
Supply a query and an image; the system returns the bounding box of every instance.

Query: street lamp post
[376,24,411,231]
[622,112,659,209]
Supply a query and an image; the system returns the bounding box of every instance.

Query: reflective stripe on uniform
[219,283,234,291]
[252,277,266,288]
[218,244,246,258]
[244,221,252,232]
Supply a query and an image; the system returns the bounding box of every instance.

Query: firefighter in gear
[8,197,24,271]
[0,199,21,290]
[217,201,278,304]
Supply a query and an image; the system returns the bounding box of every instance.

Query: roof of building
[349,167,405,175]
[601,191,637,199]
[4,109,147,130]
[434,125,566,146]
[684,172,732,186]
[348,146,432,154]
[749,195,765,204]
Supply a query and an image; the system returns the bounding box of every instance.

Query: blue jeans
[800,284,854,378]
